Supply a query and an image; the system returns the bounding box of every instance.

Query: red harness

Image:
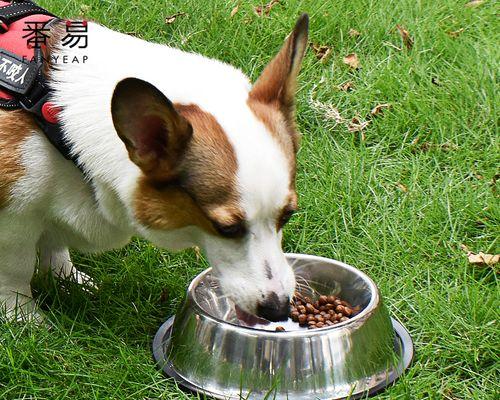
[0,0,77,164]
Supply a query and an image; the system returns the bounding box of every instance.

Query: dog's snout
[256,292,290,322]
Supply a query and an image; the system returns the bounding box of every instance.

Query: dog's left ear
[249,13,309,119]
[111,78,192,182]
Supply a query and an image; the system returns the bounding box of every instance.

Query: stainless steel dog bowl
[153,253,413,399]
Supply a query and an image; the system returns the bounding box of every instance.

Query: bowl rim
[184,253,381,337]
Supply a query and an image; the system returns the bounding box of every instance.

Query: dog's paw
[57,266,98,292]
[0,294,45,325]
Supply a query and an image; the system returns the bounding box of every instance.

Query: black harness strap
[0,0,55,32]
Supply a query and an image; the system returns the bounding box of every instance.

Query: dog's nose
[256,292,290,322]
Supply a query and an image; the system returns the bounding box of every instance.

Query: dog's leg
[0,222,43,323]
[38,233,95,288]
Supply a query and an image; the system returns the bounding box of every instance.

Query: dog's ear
[111,78,193,181]
[249,14,309,120]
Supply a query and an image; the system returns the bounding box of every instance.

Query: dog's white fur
[0,20,304,321]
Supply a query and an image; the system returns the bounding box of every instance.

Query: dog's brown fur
[0,111,37,208]
[134,104,242,232]
[247,15,307,193]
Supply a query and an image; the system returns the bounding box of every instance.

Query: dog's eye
[215,222,247,238]
[278,209,296,229]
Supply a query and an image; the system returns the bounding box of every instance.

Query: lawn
[1,0,498,399]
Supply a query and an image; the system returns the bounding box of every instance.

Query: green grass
[1,0,499,398]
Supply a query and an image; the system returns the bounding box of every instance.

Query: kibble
[305,303,315,314]
[279,292,360,331]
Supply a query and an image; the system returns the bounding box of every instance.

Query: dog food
[281,292,360,331]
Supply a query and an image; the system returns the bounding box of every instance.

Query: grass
[1,0,498,398]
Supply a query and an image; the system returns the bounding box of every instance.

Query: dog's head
[111,15,308,321]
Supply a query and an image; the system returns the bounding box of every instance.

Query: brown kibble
[294,292,305,301]
[288,292,359,330]
[275,326,285,332]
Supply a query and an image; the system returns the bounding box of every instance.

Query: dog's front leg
[38,232,95,288]
[0,221,42,323]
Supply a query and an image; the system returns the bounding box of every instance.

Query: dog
[0,11,309,323]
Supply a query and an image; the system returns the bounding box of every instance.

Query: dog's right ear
[249,14,309,121]
[111,78,193,182]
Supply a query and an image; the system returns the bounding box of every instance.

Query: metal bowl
[153,253,413,399]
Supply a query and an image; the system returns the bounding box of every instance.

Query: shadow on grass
[31,240,207,346]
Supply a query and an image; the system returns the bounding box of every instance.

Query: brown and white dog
[0,14,309,322]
